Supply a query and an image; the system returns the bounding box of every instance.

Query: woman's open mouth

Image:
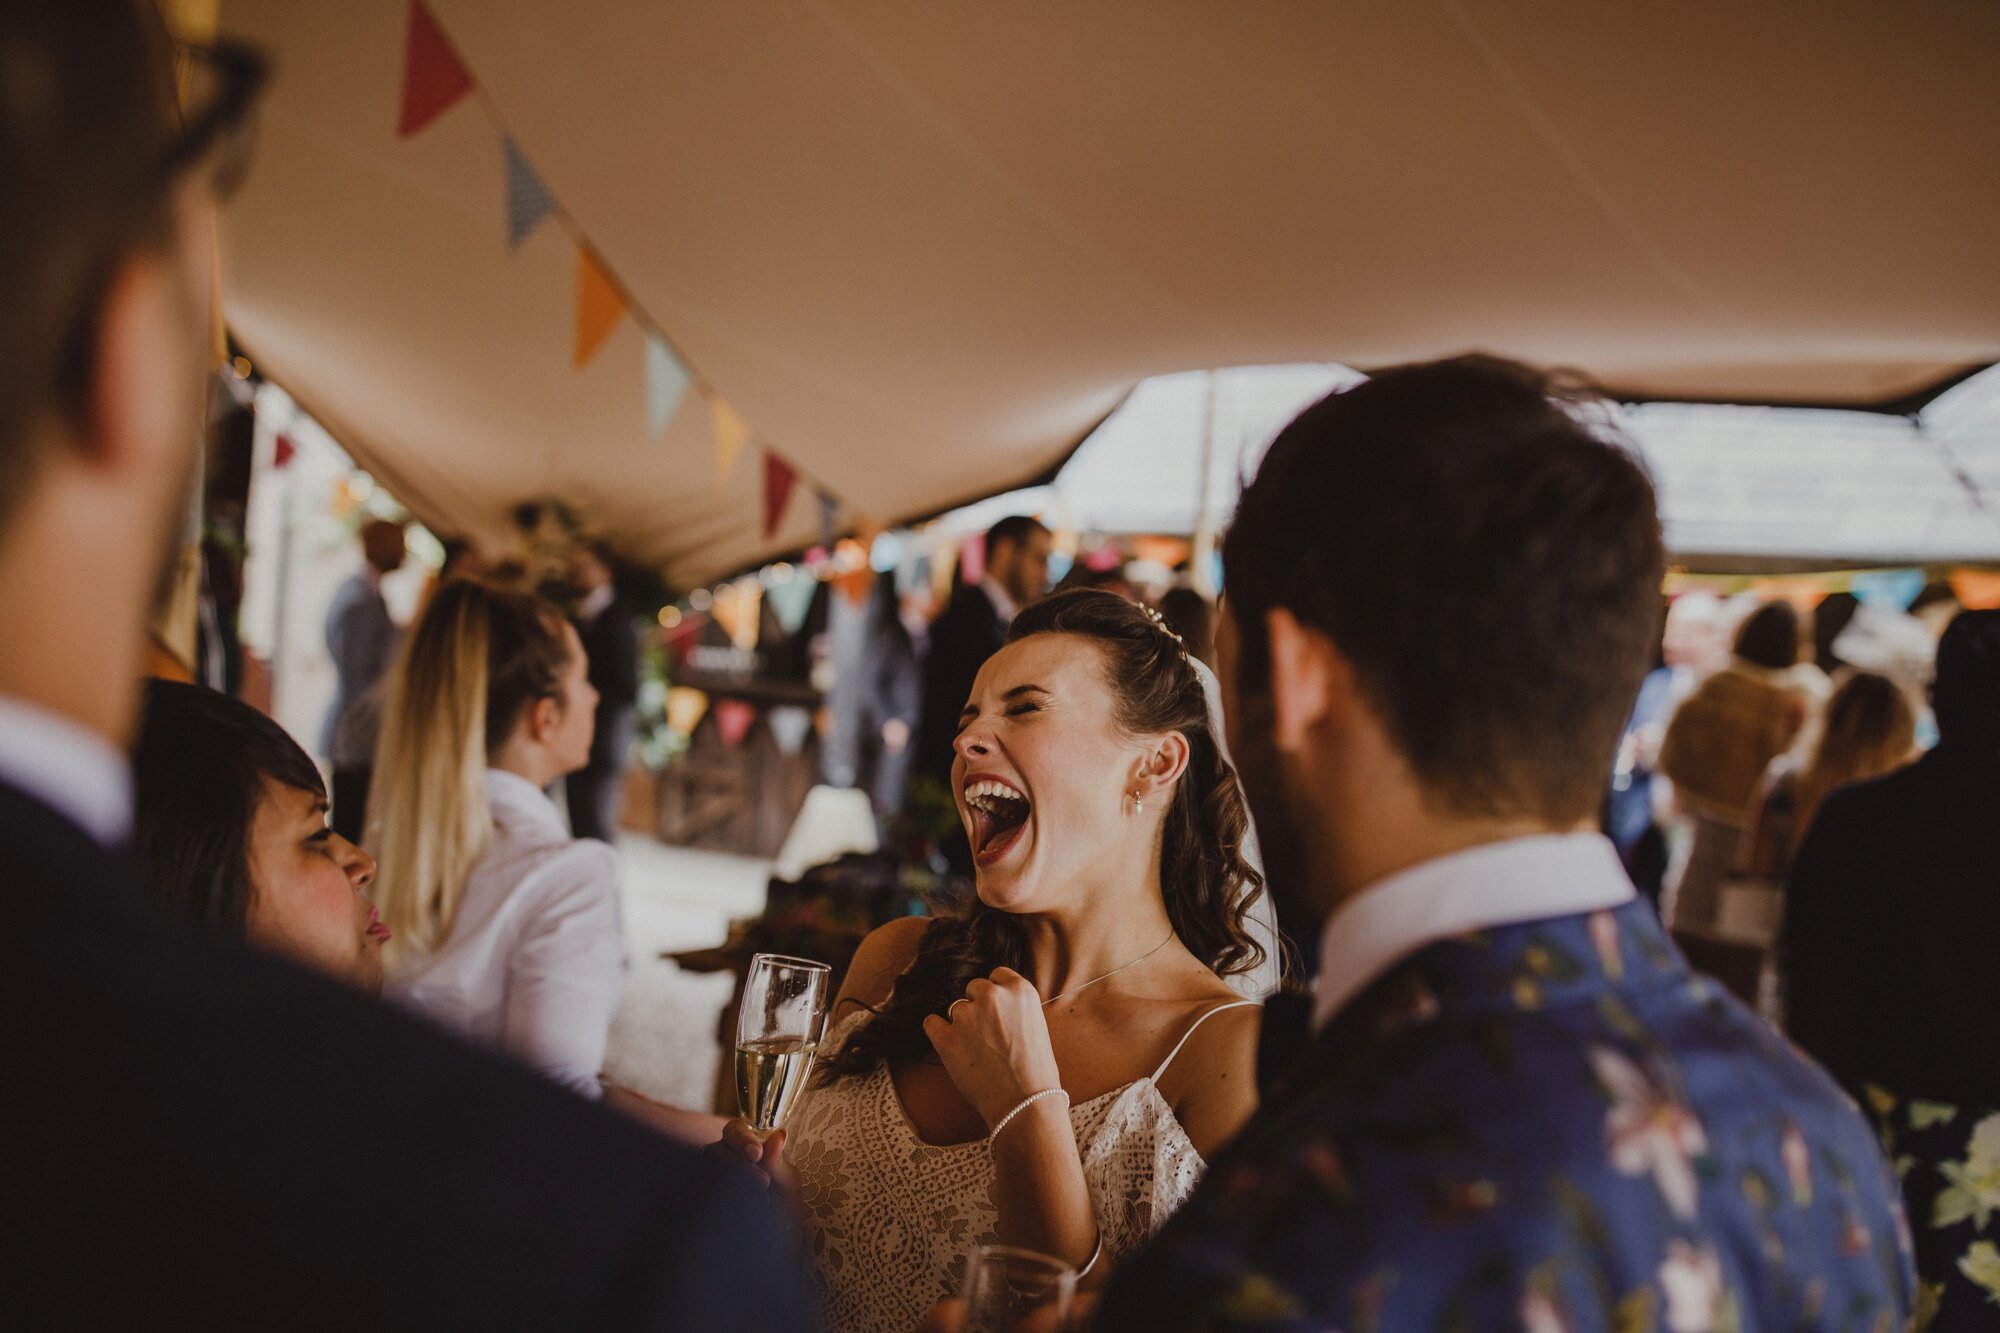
[962,777,1031,868]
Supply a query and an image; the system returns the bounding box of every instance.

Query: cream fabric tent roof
[218,0,2000,587]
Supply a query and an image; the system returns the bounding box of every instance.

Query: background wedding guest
[912,515,1053,796]
[0,5,812,1325]
[1091,355,1910,1332]
[370,579,624,1098]
[1785,610,2000,1329]
[1656,600,1812,932]
[320,518,405,841]
[1157,586,1215,668]
[564,539,638,842]
[134,678,387,990]
[1739,668,1916,884]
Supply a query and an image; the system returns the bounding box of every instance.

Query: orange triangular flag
[573,247,625,367]
[710,396,749,488]
[397,1,473,138]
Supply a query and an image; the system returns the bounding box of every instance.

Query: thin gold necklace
[1040,927,1177,1008]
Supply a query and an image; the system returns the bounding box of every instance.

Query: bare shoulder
[1157,998,1261,1159]
[834,915,936,1014]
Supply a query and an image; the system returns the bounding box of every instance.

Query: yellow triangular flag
[574,247,625,368]
[710,395,749,488]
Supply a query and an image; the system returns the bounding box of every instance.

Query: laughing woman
[722,590,1269,1333]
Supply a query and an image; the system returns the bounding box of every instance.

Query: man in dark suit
[1087,359,1911,1330]
[567,539,641,842]
[1785,608,2000,1327]
[0,7,811,1327]
[911,515,1051,798]
[320,518,406,841]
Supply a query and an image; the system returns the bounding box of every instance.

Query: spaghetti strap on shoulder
[1150,999,1260,1084]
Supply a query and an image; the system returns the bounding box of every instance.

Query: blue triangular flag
[645,335,691,436]
[503,134,556,249]
[816,489,839,547]
[766,574,817,635]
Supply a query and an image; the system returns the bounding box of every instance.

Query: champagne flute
[734,952,830,1133]
[961,1244,1076,1333]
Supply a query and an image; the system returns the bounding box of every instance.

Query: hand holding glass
[961,1244,1076,1333]
[734,953,830,1133]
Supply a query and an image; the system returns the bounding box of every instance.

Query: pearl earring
[1131,789,1144,816]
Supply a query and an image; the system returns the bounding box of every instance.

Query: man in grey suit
[320,518,405,842]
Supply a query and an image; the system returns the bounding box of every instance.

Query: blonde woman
[369,579,623,1098]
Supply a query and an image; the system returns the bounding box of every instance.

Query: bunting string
[394,0,857,550]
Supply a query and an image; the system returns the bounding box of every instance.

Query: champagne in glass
[961,1244,1076,1333]
[734,952,830,1133]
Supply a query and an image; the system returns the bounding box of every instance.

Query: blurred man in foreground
[0,5,810,1326]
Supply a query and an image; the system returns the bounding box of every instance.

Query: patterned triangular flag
[710,396,749,488]
[573,247,625,367]
[763,451,799,538]
[816,489,839,547]
[502,135,555,249]
[397,1,473,137]
[645,335,690,436]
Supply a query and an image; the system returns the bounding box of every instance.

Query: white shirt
[978,575,1019,627]
[574,583,614,627]
[386,769,625,1098]
[1312,832,1634,1031]
[0,694,132,846]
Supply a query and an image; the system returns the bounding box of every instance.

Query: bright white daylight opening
[978,363,2000,569]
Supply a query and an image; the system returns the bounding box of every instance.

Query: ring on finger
[947,998,971,1021]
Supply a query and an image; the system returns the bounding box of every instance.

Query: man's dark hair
[1932,609,2000,746]
[1733,602,1801,671]
[1223,354,1665,822]
[132,678,327,935]
[984,515,1048,557]
[0,1,179,537]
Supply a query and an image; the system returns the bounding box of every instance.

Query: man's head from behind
[360,520,407,576]
[0,3,261,739]
[1932,609,2000,748]
[1219,355,1665,919]
[983,515,1052,611]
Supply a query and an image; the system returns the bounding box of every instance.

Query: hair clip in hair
[1140,603,1190,663]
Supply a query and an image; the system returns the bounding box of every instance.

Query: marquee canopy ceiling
[218,0,2000,586]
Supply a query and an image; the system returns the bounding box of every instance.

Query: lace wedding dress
[785,1001,1254,1333]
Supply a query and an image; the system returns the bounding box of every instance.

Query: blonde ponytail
[369,579,572,959]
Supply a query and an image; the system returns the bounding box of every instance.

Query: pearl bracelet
[986,1087,1070,1144]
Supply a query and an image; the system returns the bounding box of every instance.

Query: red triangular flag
[762,451,798,538]
[397,1,474,137]
[714,699,757,748]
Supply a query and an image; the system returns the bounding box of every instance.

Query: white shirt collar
[0,694,133,846]
[1312,832,1634,1031]
[978,576,1019,626]
[574,584,614,626]
[484,767,570,839]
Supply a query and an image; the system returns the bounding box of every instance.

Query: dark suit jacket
[1100,902,1911,1331]
[0,779,813,1330]
[576,599,641,765]
[1784,741,2000,1109]
[912,582,1006,790]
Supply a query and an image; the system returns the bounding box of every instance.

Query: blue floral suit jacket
[1099,902,1914,1331]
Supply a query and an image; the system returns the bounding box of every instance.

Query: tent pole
[1191,369,1220,598]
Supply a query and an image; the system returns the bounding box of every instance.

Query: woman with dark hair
[132,679,388,991]
[725,589,1268,1332]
